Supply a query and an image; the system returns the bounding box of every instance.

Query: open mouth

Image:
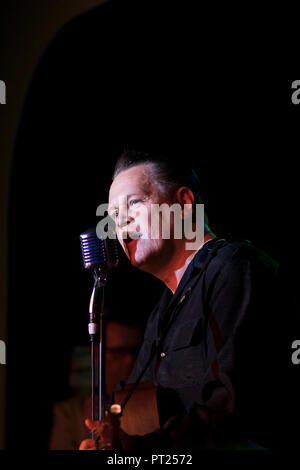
[122,232,141,242]
[122,232,141,252]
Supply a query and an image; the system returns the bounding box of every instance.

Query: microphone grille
[80,227,119,270]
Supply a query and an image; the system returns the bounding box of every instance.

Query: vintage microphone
[80,227,119,439]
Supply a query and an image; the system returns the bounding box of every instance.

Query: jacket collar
[158,237,226,316]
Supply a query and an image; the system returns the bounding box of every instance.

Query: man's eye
[130,199,140,206]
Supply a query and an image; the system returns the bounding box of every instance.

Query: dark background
[2,0,300,450]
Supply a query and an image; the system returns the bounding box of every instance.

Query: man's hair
[113,149,204,204]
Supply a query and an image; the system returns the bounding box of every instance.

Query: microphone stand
[88,266,108,440]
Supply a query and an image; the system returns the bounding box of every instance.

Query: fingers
[85,418,106,449]
[79,439,96,450]
[84,418,115,450]
[85,418,104,432]
[85,418,96,430]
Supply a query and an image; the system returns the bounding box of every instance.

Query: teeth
[122,233,141,240]
[130,233,141,240]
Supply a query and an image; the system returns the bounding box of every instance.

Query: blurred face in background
[79,321,143,422]
[105,321,143,395]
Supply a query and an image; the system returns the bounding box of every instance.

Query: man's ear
[174,186,194,219]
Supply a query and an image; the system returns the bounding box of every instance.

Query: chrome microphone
[79,226,120,424]
[80,227,119,271]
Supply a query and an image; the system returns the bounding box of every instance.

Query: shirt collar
[159,237,223,313]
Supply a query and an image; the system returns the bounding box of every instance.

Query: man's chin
[131,258,159,277]
[129,255,145,268]
[124,242,160,272]
[128,252,150,270]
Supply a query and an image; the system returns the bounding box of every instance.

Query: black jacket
[125,238,289,449]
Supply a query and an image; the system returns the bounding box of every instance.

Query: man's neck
[162,231,216,294]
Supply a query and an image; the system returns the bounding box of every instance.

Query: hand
[79,417,114,450]
[79,415,136,450]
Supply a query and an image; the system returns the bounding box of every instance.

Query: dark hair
[113,149,204,204]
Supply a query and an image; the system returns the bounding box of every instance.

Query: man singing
[80,150,282,450]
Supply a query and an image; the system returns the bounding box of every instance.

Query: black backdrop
[7,0,300,449]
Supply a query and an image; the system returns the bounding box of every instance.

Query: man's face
[108,164,176,273]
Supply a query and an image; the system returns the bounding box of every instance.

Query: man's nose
[118,206,133,228]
